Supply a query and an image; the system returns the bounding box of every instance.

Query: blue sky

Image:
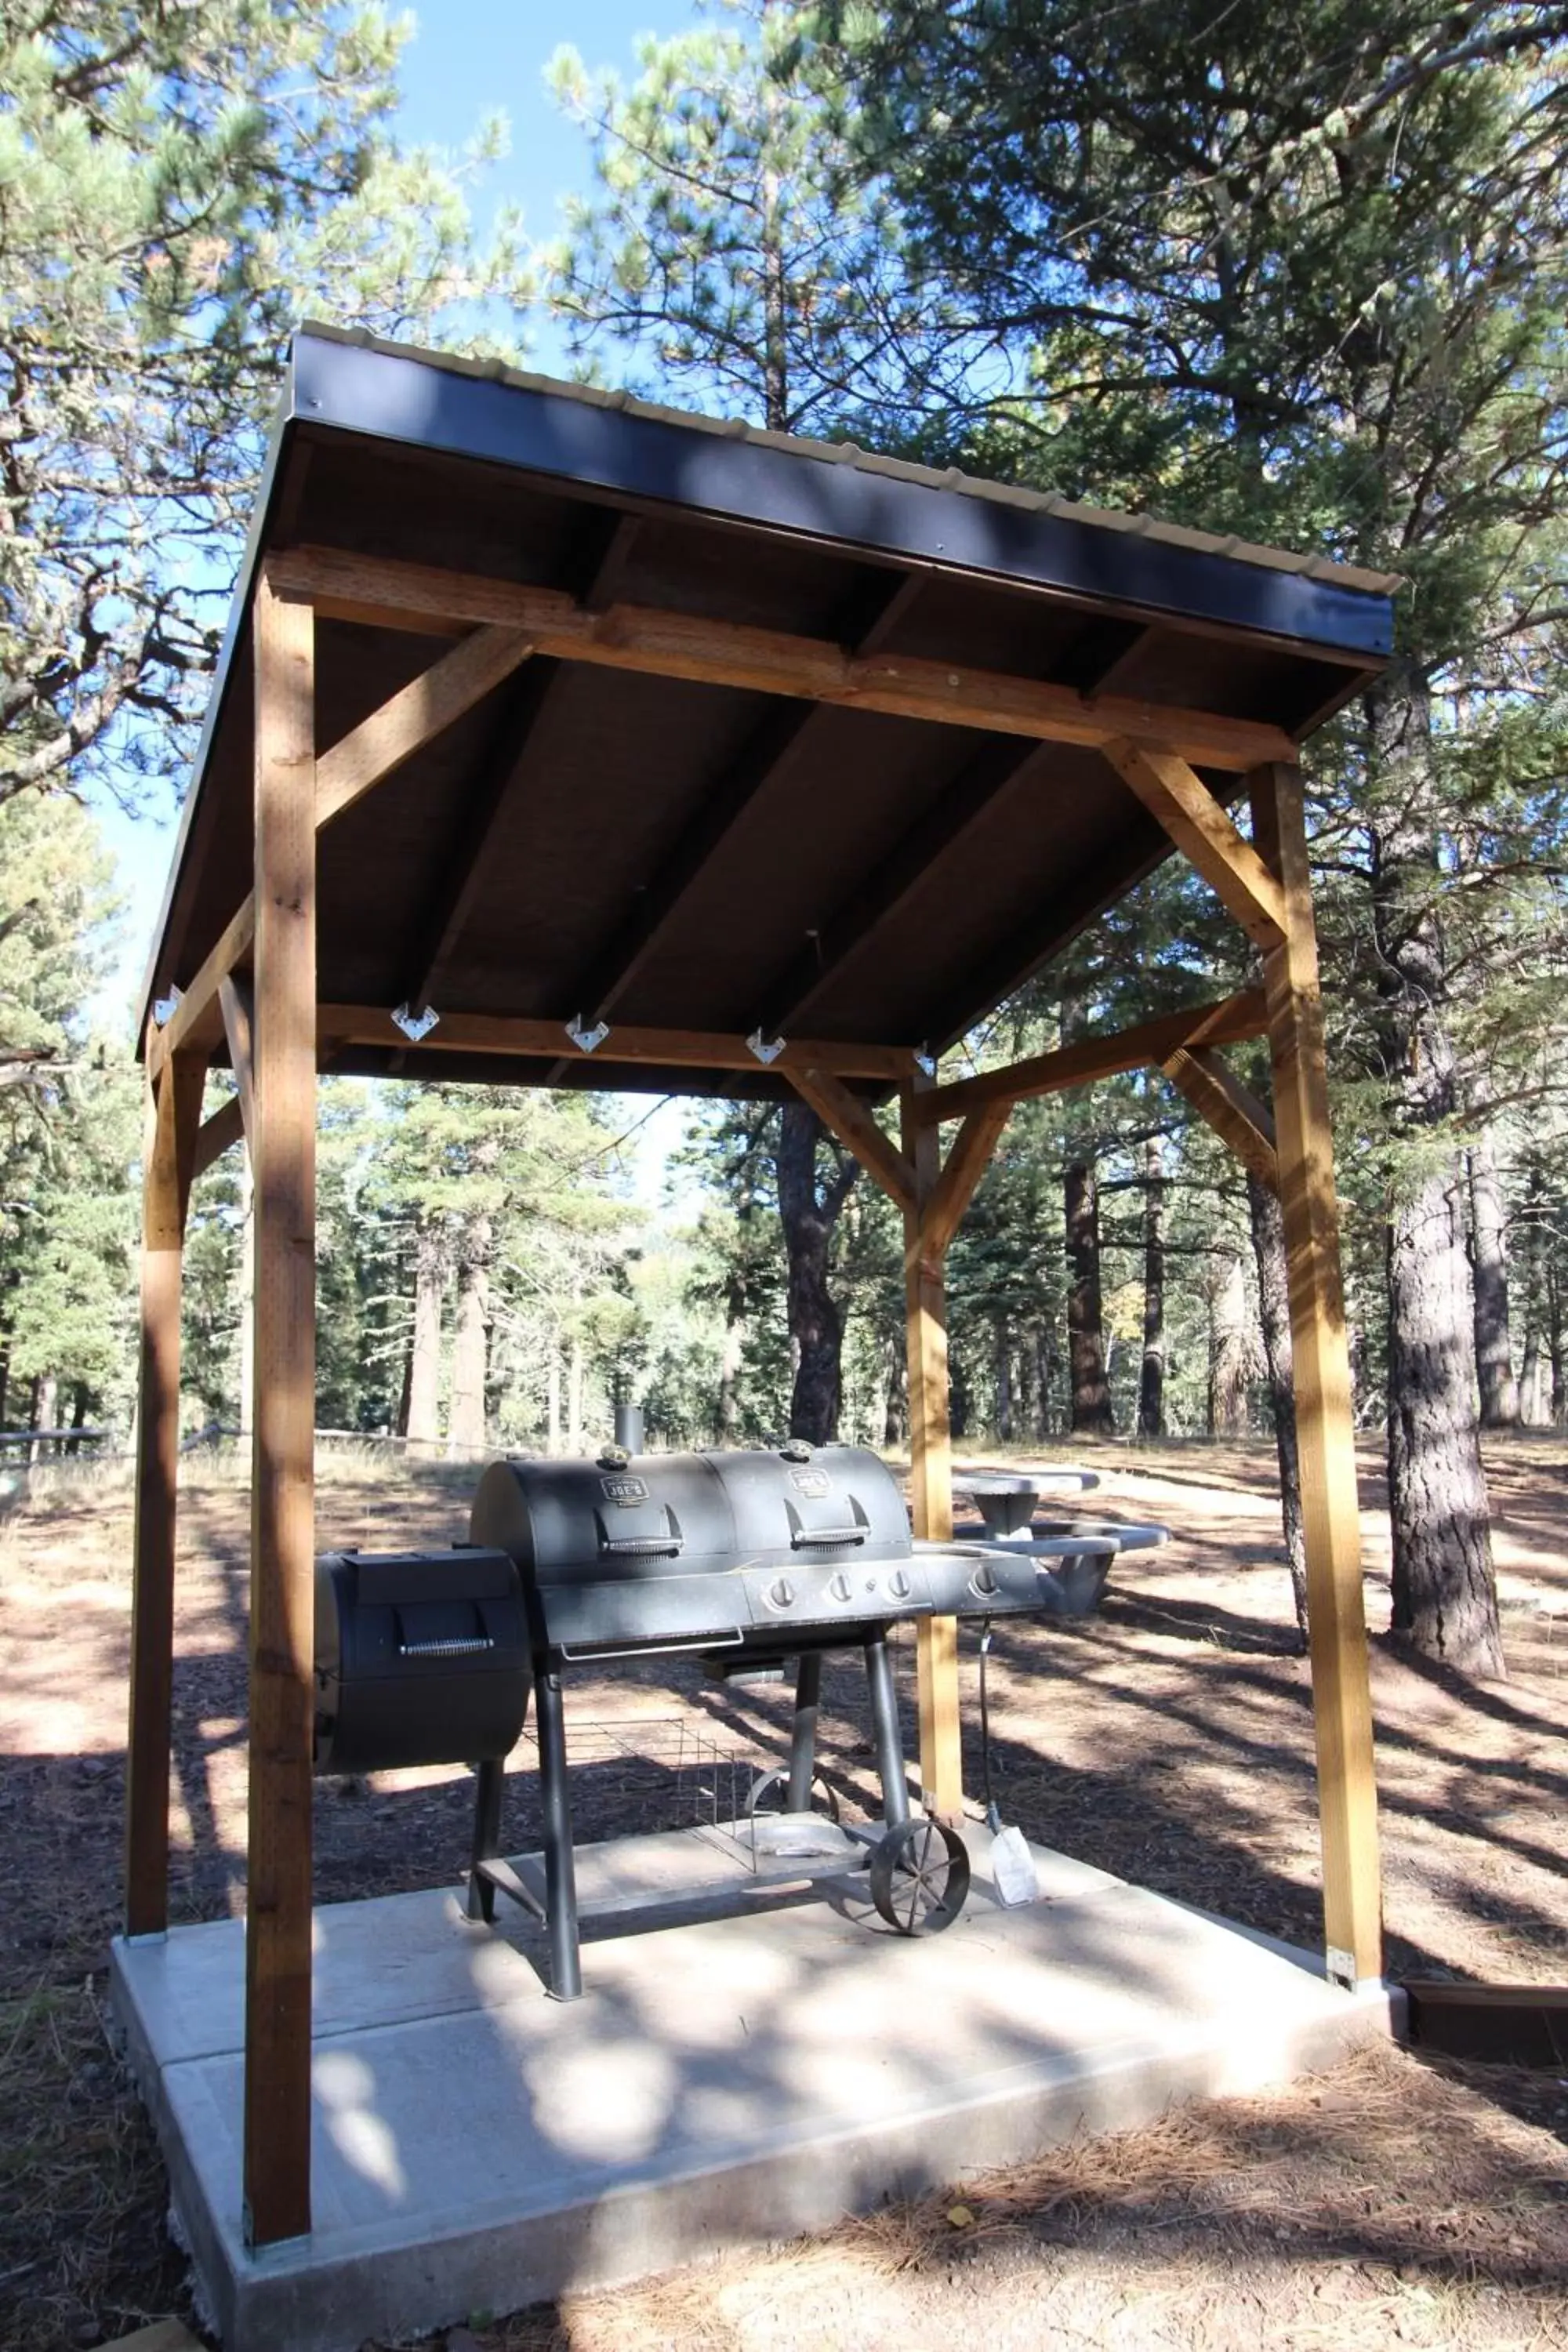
[100,0,706,1028]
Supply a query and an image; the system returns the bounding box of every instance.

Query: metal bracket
[1325,1943,1358,1993]
[746,1028,786,1065]
[391,1001,440,1043]
[151,989,183,1028]
[564,1013,610,1054]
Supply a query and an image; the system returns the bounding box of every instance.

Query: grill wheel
[868,1817,971,1936]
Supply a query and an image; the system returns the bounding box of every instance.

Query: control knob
[768,1577,796,1609]
[970,1561,1000,1599]
[888,1569,912,1600]
[828,1570,852,1603]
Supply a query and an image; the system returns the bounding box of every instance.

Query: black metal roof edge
[291,329,1396,661]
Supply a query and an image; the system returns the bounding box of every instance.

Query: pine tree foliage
[0,0,529,807]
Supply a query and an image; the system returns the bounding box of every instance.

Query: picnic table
[952,1468,1101,1537]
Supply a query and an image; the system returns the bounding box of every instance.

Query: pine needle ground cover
[4,1443,1568,2350]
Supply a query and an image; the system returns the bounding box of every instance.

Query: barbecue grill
[313,1440,1143,1998]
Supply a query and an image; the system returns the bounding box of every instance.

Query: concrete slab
[111,1829,1396,2352]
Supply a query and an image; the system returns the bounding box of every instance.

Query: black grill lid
[470,1443,912,1583]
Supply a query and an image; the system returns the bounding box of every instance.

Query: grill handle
[598,1533,685,1557]
[397,1634,495,1658]
[790,1523,866,1550]
[557,1628,742,1662]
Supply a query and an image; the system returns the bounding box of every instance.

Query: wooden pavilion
[131,324,1397,2251]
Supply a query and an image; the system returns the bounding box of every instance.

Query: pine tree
[0,0,527,808]
[823,0,1568,1673]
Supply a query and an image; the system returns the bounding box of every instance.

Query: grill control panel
[744,1555,935,1627]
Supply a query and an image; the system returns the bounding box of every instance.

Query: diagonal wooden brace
[1163,1045,1279,1191]
[1104,738,1288,949]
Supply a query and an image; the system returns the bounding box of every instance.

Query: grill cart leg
[466,1758,504,1924]
[862,1632,910,1829]
[787,1651,823,1809]
[535,1668,583,2001]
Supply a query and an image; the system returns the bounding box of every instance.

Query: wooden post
[900,1076,961,1817]
[1250,760,1381,1987]
[125,1045,205,1936]
[244,570,318,2247]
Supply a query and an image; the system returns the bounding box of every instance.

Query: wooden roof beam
[318,1003,915,1082]
[267,545,1301,774]
[753,738,1049,1040]
[1163,1044,1279,1190]
[915,989,1268,1123]
[1102,738,1288,949]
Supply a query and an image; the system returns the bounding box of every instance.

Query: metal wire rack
[511,1713,768,1842]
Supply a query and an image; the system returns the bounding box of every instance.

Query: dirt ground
[4,1434,1568,2350]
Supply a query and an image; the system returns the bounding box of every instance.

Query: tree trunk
[718,1312,743,1443]
[1247,1169,1309,1648]
[993,1318,1014,1440]
[776,1099,856,1443]
[1468,1132,1519,1428]
[1208,1244,1254,1436]
[884,1333,905,1446]
[568,1328,585,1452]
[1065,1156,1114,1435]
[29,1370,55,1465]
[448,1218,491,1455]
[1371,666,1504,1679]
[546,1338,561,1453]
[405,1220,443,1449]
[1035,1327,1057,1436]
[1138,1134,1166,1439]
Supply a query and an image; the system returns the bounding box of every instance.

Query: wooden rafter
[925,833,1168,1058]
[1163,1044,1279,1190]
[551,568,925,1067]
[395,658,562,1016]
[915,990,1268,1124]
[407,511,655,1028]
[318,1003,915,1083]
[786,1068,915,1214]
[557,702,818,1032]
[313,620,533,831]
[1102,739,1288,949]
[267,545,1300,774]
[753,739,1048,1038]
